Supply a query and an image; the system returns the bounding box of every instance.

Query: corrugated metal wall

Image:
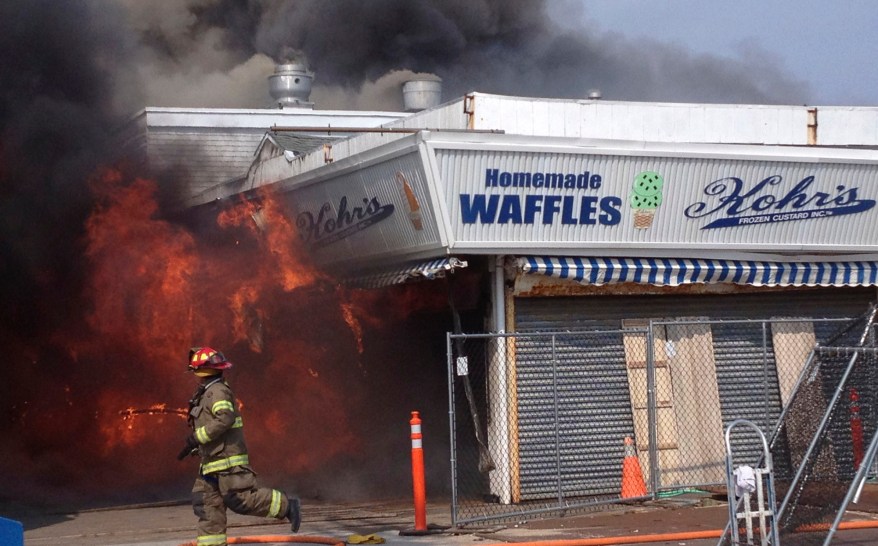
[431,141,878,254]
[467,93,878,146]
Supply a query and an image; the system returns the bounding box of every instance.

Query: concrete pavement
[10,486,878,545]
[15,498,475,546]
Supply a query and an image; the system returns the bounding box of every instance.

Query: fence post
[851,388,864,470]
[646,321,659,495]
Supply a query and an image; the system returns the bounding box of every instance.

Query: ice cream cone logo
[396,171,424,231]
[630,171,664,229]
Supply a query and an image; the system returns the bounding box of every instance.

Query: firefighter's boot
[287,496,301,533]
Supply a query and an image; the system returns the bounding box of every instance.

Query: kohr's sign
[460,168,623,226]
[684,174,876,229]
[297,195,394,248]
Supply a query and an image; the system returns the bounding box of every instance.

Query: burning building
[4,0,877,520]
[1,44,458,506]
[182,89,878,521]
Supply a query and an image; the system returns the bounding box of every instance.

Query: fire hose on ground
[176,519,878,545]
[177,536,344,545]
[482,520,878,546]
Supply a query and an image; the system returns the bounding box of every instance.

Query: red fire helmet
[188,347,233,376]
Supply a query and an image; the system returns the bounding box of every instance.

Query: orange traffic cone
[620,436,647,498]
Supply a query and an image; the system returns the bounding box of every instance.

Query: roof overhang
[222,131,878,280]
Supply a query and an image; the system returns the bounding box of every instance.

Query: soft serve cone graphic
[396,171,423,230]
[630,171,664,229]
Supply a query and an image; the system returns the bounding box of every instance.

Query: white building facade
[185,92,878,506]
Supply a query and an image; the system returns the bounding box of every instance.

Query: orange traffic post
[620,436,647,499]
[851,388,865,469]
[410,411,427,531]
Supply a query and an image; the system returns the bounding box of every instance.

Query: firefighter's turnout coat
[190,378,248,473]
[187,376,290,546]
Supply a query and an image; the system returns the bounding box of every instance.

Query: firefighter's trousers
[191,466,289,546]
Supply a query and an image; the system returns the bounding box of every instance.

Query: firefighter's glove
[177,434,199,460]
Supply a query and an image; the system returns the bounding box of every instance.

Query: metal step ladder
[719,419,780,546]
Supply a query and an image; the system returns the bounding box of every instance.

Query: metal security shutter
[711,322,783,466]
[514,288,872,327]
[513,287,873,496]
[711,316,870,467]
[514,331,634,500]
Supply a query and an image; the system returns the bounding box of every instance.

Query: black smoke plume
[113,0,809,111]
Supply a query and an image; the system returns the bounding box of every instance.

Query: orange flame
[217,188,319,291]
[341,302,365,355]
[5,164,456,503]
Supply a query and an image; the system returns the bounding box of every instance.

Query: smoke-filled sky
[100,0,878,110]
[0,0,874,508]
[10,0,867,118]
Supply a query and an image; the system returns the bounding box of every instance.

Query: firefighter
[178,346,301,546]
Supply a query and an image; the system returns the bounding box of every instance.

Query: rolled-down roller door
[512,288,872,497]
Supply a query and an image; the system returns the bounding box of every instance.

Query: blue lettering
[459,193,624,226]
[512,172,531,188]
[485,169,499,187]
[685,177,745,218]
[297,195,394,248]
[686,174,876,229]
[524,195,543,223]
[834,186,859,206]
[576,172,589,189]
[773,176,816,208]
[532,173,544,187]
[545,173,564,188]
[579,196,598,225]
[727,176,782,214]
[561,196,578,224]
[483,168,605,191]
[543,195,562,224]
[460,194,499,223]
[498,195,523,223]
[751,193,776,212]
[600,196,622,225]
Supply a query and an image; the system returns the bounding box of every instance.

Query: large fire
[2,167,456,506]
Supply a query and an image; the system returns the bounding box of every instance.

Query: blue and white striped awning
[342,257,468,289]
[519,257,878,287]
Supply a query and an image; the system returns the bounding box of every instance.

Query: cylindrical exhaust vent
[268,60,314,109]
[402,78,442,112]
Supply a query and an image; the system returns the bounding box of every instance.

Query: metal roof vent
[268,59,314,109]
[587,89,602,100]
[402,78,442,112]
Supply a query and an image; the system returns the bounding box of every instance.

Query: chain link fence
[448,317,852,526]
[770,310,878,546]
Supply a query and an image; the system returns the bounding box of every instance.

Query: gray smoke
[108,0,809,113]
